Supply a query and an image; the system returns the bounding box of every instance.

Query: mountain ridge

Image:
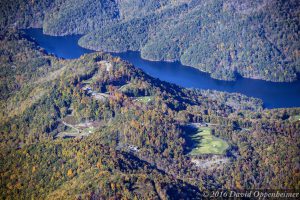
[1,0,299,82]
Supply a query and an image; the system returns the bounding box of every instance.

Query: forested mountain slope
[0,29,299,198]
[1,0,299,82]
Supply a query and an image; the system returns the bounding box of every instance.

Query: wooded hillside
[1,0,299,82]
[0,29,299,198]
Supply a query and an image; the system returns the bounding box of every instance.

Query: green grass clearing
[85,126,95,133]
[82,79,93,84]
[118,83,132,92]
[189,127,229,155]
[134,96,154,103]
[289,114,300,122]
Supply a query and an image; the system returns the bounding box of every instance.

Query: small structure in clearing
[98,60,113,72]
[191,156,229,170]
[82,84,109,101]
[55,120,101,139]
[128,145,139,152]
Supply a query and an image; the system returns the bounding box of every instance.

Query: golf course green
[189,127,229,155]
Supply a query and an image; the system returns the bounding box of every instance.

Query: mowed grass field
[134,96,153,103]
[289,115,300,122]
[290,115,300,122]
[189,127,229,155]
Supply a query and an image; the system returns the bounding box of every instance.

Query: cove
[24,28,300,109]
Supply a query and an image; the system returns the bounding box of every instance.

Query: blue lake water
[24,28,300,109]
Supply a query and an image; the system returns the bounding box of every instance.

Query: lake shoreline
[23,28,300,109]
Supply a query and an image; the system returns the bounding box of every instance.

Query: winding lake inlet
[24,28,300,109]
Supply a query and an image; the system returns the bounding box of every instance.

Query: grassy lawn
[135,96,154,103]
[82,79,93,84]
[85,126,95,133]
[289,114,300,122]
[189,127,229,155]
[118,83,132,92]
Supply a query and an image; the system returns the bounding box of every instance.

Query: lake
[24,28,300,109]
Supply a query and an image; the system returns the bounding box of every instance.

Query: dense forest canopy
[0,0,299,82]
[0,29,299,199]
[0,0,300,198]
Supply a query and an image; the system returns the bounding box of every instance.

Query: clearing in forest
[289,114,300,122]
[134,96,154,103]
[188,126,229,155]
[55,120,100,139]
